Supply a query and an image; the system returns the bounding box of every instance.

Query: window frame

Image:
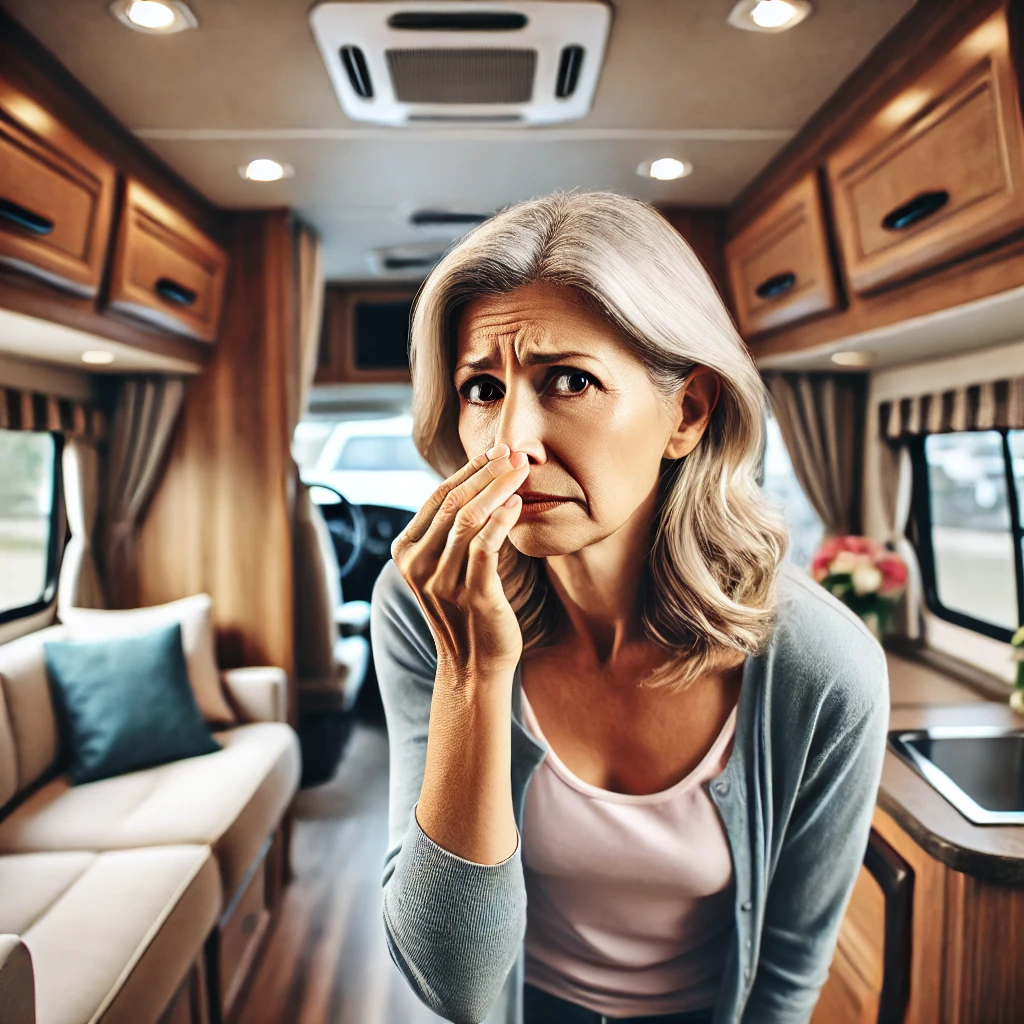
[0,431,66,627]
[910,430,1023,643]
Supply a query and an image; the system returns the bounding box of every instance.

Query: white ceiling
[2,0,917,281]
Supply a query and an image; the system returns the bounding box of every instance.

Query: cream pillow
[58,594,236,724]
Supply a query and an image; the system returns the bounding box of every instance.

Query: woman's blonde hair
[409,189,788,690]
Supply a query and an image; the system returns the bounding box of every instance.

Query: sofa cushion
[0,845,220,1024]
[0,626,65,793]
[0,723,300,898]
[0,680,18,809]
[43,624,221,785]
[59,595,236,725]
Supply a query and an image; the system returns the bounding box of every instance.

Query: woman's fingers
[432,457,528,594]
[397,443,507,550]
[404,452,527,580]
[465,494,522,599]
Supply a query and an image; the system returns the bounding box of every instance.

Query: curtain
[879,377,1024,438]
[764,372,867,537]
[0,386,106,438]
[102,376,186,608]
[878,441,923,640]
[58,439,106,611]
[289,221,325,438]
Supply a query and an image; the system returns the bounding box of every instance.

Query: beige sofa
[0,623,301,1024]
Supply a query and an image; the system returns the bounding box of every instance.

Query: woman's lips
[516,493,572,517]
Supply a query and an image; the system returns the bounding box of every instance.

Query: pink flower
[876,555,908,597]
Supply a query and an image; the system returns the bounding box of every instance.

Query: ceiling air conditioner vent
[410,209,491,226]
[340,45,374,98]
[387,11,528,31]
[387,47,535,104]
[555,44,583,98]
[310,1,611,127]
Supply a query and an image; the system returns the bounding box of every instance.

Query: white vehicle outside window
[301,415,441,511]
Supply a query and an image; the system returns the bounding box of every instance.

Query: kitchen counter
[879,652,1024,883]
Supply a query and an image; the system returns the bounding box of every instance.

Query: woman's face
[454,280,718,557]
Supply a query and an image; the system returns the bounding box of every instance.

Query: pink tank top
[520,685,737,1017]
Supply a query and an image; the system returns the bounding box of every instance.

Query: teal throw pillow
[44,622,221,785]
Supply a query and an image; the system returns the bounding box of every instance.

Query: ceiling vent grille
[310,1,611,126]
[386,48,536,104]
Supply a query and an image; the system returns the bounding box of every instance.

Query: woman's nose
[493,380,545,464]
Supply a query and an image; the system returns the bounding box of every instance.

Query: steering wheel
[308,483,367,580]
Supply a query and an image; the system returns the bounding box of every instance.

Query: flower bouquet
[810,535,909,640]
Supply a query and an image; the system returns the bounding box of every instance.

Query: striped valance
[0,386,107,440]
[879,378,1024,439]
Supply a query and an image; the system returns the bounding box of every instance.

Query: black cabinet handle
[155,277,197,307]
[754,271,796,300]
[882,190,949,232]
[863,830,913,1024]
[0,198,54,235]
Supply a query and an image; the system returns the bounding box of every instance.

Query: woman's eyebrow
[456,349,604,372]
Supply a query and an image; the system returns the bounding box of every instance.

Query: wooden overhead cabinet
[106,179,230,342]
[0,75,117,297]
[724,171,839,337]
[827,9,1024,296]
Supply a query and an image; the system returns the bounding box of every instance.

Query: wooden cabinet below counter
[106,179,229,343]
[724,172,839,337]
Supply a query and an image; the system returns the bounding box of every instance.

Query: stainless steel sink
[887,726,1024,825]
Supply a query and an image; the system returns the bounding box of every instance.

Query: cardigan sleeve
[743,644,890,1024]
[371,559,528,1024]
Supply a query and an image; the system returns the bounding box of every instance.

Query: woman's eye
[461,377,504,403]
[548,370,594,396]
[459,369,598,403]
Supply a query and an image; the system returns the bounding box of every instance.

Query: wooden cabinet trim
[0,77,117,297]
[106,179,229,343]
[316,287,415,384]
[827,9,1024,295]
[725,172,839,337]
[863,829,913,1024]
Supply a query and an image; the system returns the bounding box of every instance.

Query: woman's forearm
[416,663,519,865]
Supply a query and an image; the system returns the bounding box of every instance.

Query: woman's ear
[663,367,721,460]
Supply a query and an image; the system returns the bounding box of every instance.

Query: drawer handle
[754,271,796,300]
[0,198,54,236]
[155,277,198,307]
[882,190,949,232]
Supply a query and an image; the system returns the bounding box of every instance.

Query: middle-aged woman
[371,190,889,1024]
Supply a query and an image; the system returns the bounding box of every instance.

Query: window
[913,430,1024,640]
[0,430,63,622]
[760,413,825,570]
[333,435,427,472]
[295,414,441,511]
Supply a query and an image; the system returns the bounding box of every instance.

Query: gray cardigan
[371,558,890,1024]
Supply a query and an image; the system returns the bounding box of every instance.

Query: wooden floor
[235,722,446,1024]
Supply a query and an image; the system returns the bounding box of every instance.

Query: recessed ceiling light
[638,158,694,181]
[239,159,293,182]
[831,350,874,367]
[82,351,116,365]
[108,0,198,34]
[728,0,813,33]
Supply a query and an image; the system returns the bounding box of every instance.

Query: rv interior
[2,0,1024,1021]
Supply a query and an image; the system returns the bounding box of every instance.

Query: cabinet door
[826,9,1024,295]
[106,179,229,342]
[0,77,117,296]
[813,828,913,1024]
[724,172,839,337]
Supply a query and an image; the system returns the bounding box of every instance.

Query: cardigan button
[741,900,752,911]
[714,780,730,796]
